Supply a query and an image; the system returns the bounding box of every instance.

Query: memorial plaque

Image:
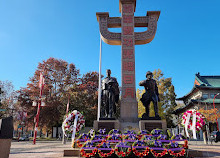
[93,120,120,132]
[98,122,114,132]
[139,120,167,132]
[144,122,162,131]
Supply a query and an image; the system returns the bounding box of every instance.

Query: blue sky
[0,0,219,98]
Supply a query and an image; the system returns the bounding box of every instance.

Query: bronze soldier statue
[101,69,120,118]
[139,71,160,119]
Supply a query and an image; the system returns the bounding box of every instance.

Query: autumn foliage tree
[17,57,99,134]
[0,80,17,117]
[199,107,220,123]
[17,57,80,132]
[61,72,99,126]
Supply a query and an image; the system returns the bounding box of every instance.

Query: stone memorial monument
[95,0,166,131]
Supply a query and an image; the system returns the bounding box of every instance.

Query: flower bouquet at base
[107,134,123,147]
[87,129,96,138]
[96,140,115,158]
[123,134,138,146]
[151,128,165,135]
[141,134,156,141]
[108,129,122,135]
[62,110,85,148]
[115,142,132,158]
[137,130,150,140]
[80,140,98,158]
[132,140,150,157]
[148,140,168,158]
[75,133,91,148]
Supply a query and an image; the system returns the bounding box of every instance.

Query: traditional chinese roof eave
[173,101,195,115]
[198,86,220,90]
[173,99,220,115]
[176,86,199,101]
[176,85,220,101]
[195,73,207,86]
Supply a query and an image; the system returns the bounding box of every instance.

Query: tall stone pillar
[120,0,138,122]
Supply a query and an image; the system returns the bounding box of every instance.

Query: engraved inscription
[123,75,134,84]
[123,49,134,59]
[123,61,134,71]
[123,87,135,98]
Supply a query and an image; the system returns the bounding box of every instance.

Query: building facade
[174,73,220,139]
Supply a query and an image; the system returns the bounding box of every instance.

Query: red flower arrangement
[62,110,85,137]
[114,142,132,158]
[96,140,115,158]
[76,140,83,148]
[132,147,150,157]
[182,110,206,131]
[150,149,167,158]
[168,149,185,157]
[97,149,114,158]
[75,128,189,158]
[80,148,97,158]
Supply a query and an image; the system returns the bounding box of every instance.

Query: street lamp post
[213,93,220,131]
[33,72,45,145]
[33,90,43,144]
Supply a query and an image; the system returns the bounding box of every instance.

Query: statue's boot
[145,105,150,117]
[141,104,150,119]
[154,102,159,118]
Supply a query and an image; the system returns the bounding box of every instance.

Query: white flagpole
[97,35,102,121]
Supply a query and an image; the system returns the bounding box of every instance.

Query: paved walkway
[187,141,220,157]
[9,140,220,158]
[9,140,73,158]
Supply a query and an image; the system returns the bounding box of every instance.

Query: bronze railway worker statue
[139,71,160,119]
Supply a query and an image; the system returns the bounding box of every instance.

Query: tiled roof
[177,73,220,100]
[195,73,220,87]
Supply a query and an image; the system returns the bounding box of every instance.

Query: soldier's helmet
[146,71,153,78]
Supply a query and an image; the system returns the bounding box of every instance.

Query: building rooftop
[195,73,220,87]
[177,73,220,100]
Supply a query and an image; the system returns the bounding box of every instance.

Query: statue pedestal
[139,120,167,131]
[93,120,120,131]
[63,148,80,157]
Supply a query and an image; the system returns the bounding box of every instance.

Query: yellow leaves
[198,107,220,123]
[137,89,145,118]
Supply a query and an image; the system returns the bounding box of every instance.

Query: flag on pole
[39,72,45,90]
